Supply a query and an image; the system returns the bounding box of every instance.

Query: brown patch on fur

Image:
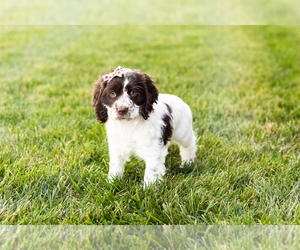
[125,76,148,106]
[92,75,108,123]
[126,71,159,120]
[143,73,159,118]
[161,103,173,145]
[101,76,124,107]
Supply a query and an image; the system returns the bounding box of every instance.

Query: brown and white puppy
[92,67,196,187]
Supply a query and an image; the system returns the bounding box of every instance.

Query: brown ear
[141,73,159,120]
[92,77,108,123]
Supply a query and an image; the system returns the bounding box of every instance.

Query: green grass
[1,225,300,249]
[1,0,300,24]
[0,26,300,225]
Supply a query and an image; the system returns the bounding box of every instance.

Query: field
[1,0,300,24]
[0,26,300,225]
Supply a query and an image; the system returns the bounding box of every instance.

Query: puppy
[92,66,197,187]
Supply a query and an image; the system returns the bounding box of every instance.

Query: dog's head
[92,67,159,123]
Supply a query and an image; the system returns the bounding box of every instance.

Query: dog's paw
[107,171,123,183]
[180,159,195,168]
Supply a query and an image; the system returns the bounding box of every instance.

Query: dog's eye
[110,91,116,97]
[130,90,137,97]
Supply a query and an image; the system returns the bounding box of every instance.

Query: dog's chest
[106,118,158,156]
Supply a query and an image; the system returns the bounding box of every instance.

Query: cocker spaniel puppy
[92,66,196,187]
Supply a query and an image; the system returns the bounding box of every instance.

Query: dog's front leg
[144,156,166,188]
[107,150,126,182]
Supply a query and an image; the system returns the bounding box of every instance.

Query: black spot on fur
[161,103,173,146]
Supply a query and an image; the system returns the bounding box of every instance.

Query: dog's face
[92,68,159,123]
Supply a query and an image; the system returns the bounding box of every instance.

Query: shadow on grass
[165,144,207,178]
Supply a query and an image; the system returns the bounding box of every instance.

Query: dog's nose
[118,107,129,116]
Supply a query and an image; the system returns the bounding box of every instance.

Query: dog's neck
[107,115,145,127]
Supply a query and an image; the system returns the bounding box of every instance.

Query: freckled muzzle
[110,98,140,120]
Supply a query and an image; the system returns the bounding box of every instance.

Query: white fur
[106,92,197,187]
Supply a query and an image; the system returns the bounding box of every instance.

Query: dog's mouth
[116,115,132,120]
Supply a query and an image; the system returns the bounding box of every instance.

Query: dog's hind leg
[173,131,197,168]
[179,142,196,168]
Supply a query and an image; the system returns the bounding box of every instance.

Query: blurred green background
[1,0,300,24]
[1,225,300,249]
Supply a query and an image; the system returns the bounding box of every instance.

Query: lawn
[1,0,300,24]
[0,26,300,225]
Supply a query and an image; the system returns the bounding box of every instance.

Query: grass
[1,225,300,249]
[1,0,300,25]
[0,26,300,225]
